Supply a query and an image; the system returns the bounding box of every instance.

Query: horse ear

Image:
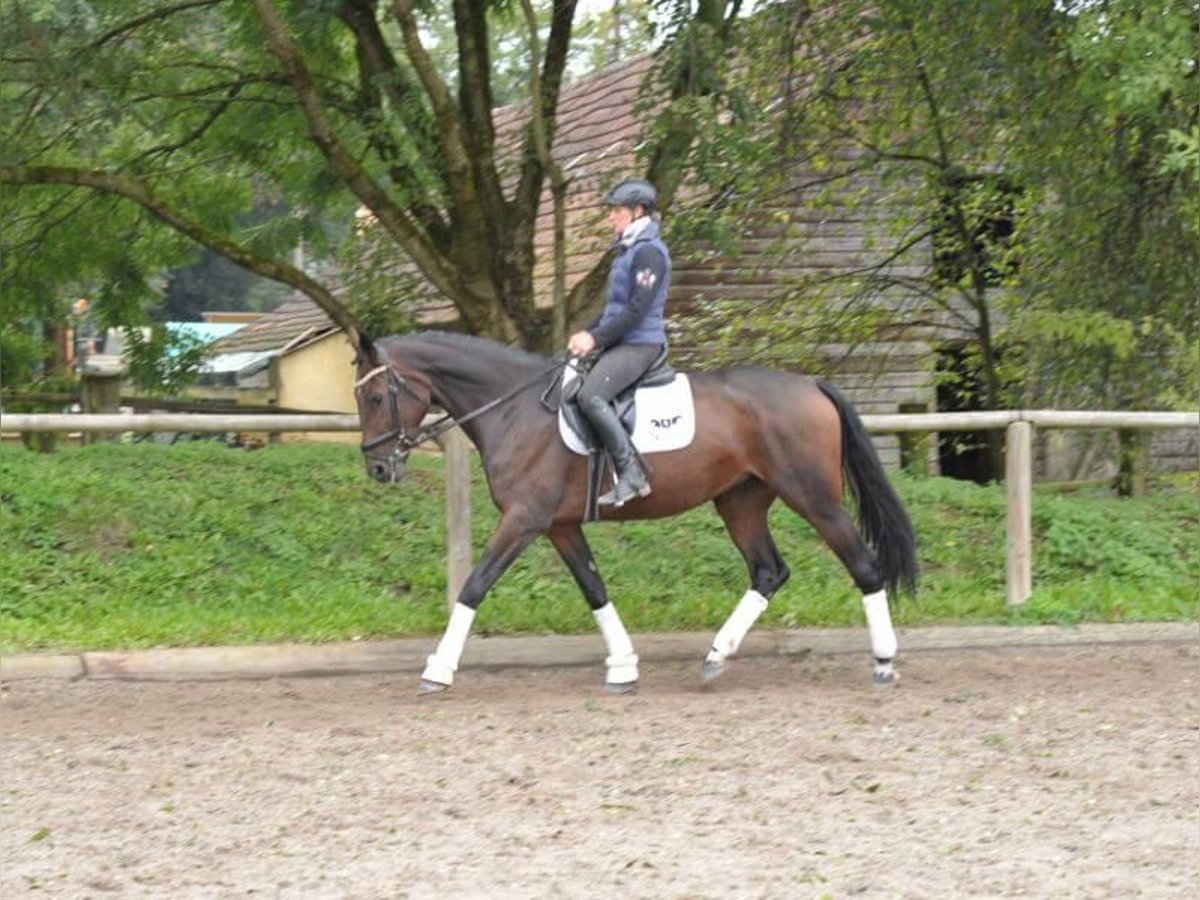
[348,326,379,366]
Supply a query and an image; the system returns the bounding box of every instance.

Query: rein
[358,354,570,458]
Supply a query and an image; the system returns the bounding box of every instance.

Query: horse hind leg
[704,479,791,684]
[769,468,899,686]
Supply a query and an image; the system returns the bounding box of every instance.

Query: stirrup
[598,473,651,507]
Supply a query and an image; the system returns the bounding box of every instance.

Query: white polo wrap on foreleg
[862,589,897,660]
[708,589,769,661]
[422,602,476,686]
[593,603,638,684]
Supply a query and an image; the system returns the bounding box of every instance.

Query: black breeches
[576,343,663,406]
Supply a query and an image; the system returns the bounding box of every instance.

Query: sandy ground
[2,642,1197,900]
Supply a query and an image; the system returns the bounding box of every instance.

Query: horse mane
[386,330,549,371]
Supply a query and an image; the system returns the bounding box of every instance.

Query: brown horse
[349,329,917,694]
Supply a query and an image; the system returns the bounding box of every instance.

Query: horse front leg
[547,524,639,693]
[419,510,543,694]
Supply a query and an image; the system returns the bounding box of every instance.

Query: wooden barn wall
[660,157,938,471]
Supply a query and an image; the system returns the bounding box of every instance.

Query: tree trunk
[22,321,71,453]
[81,372,124,444]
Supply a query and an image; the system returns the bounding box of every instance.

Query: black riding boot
[580,395,651,507]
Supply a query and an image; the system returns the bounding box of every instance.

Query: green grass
[1,442,1195,653]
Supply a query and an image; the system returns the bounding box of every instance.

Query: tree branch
[92,0,229,50]
[513,0,578,219]
[336,0,449,246]
[646,1,737,211]
[130,81,245,165]
[904,24,951,168]
[0,164,358,334]
[518,0,572,346]
[390,0,475,213]
[252,0,465,301]
[450,0,507,237]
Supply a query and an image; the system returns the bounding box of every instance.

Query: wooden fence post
[898,402,931,475]
[1115,428,1148,497]
[1006,421,1033,605]
[443,427,472,610]
[80,371,123,443]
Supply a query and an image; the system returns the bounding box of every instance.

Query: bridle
[355,364,424,460]
[355,353,571,463]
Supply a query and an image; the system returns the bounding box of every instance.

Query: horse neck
[400,340,541,452]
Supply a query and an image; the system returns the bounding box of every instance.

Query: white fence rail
[0,413,361,432]
[4,409,1196,607]
[5,409,1194,434]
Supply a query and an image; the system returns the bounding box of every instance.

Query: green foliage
[122,325,212,396]
[570,0,656,76]
[0,324,47,389]
[671,0,1197,413]
[3,0,1193,399]
[1,1,750,361]
[0,443,1194,653]
[0,0,354,390]
[334,214,433,337]
[1009,0,1199,410]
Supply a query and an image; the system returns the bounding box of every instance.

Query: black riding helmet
[602,178,657,214]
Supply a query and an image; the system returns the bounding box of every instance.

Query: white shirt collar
[620,215,652,247]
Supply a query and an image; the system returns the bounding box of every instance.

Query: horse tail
[816,380,918,597]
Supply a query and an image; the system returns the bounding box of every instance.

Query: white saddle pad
[558,369,695,456]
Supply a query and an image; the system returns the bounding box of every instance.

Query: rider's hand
[567,330,596,357]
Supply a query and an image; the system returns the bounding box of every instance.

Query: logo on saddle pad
[558,371,695,457]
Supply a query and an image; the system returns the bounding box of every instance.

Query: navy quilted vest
[596,220,671,346]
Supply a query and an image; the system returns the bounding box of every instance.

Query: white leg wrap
[421,603,476,686]
[862,589,898,661]
[707,590,769,662]
[593,603,638,684]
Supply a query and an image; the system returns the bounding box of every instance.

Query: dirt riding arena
[2,641,1197,899]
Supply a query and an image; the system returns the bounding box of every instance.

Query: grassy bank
[1,442,1195,653]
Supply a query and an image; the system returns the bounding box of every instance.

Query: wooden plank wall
[660,156,939,469]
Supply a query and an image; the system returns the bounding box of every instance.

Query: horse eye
[369,394,383,408]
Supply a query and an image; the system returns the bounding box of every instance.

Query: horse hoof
[417,678,450,695]
[872,665,898,688]
[700,659,725,684]
[604,681,637,695]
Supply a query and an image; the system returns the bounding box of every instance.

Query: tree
[1,0,750,360]
[672,0,1196,477]
[670,0,1045,482]
[1007,0,1199,413]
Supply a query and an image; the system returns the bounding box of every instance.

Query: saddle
[558,346,676,449]
[545,348,692,521]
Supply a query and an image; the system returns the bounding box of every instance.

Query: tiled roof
[500,56,658,296]
[209,294,336,354]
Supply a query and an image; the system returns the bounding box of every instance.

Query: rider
[567,178,672,507]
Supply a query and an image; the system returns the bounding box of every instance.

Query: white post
[1006,421,1033,606]
[444,427,472,611]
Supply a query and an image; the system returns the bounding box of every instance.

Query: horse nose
[370,462,388,482]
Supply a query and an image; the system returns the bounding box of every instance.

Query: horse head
[349,328,432,484]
